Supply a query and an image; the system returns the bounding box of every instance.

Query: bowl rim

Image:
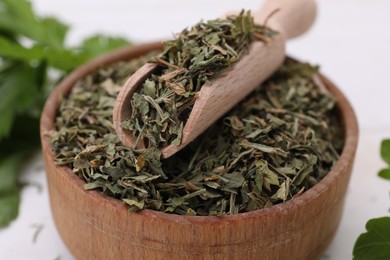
[40,41,359,224]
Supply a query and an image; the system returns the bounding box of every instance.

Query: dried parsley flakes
[121,11,277,148]
[51,55,343,215]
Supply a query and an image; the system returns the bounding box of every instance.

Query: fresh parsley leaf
[0,118,38,228]
[0,37,90,71]
[353,217,390,260]
[0,153,25,228]
[0,0,68,49]
[0,0,130,228]
[0,154,24,193]
[0,188,20,227]
[354,138,390,259]
[0,62,44,139]
[378,169,390,181]
[381,139,390,165]
[79,34,130,58]
[40,17,68,49]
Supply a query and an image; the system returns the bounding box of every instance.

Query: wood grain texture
[40,43,358,260]
[253,0,316,39]
[113,0,316,158]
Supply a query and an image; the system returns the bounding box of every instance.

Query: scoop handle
[253,0,316,39]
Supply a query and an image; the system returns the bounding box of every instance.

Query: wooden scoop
[113,0,316,158]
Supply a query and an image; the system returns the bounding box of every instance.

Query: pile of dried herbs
[121,11,277,148]
[51,54,344,215]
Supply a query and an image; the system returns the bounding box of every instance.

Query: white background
[1,0,390,259]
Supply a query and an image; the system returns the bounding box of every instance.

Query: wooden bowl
[40,42,358,260]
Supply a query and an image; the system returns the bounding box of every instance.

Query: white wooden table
[1,0,390,259]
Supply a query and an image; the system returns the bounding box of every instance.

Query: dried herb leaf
[122,11,277,148]
[123,198,145,212]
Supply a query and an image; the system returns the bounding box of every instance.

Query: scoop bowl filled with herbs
[113,0,316,158]
[40,7,358,260]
